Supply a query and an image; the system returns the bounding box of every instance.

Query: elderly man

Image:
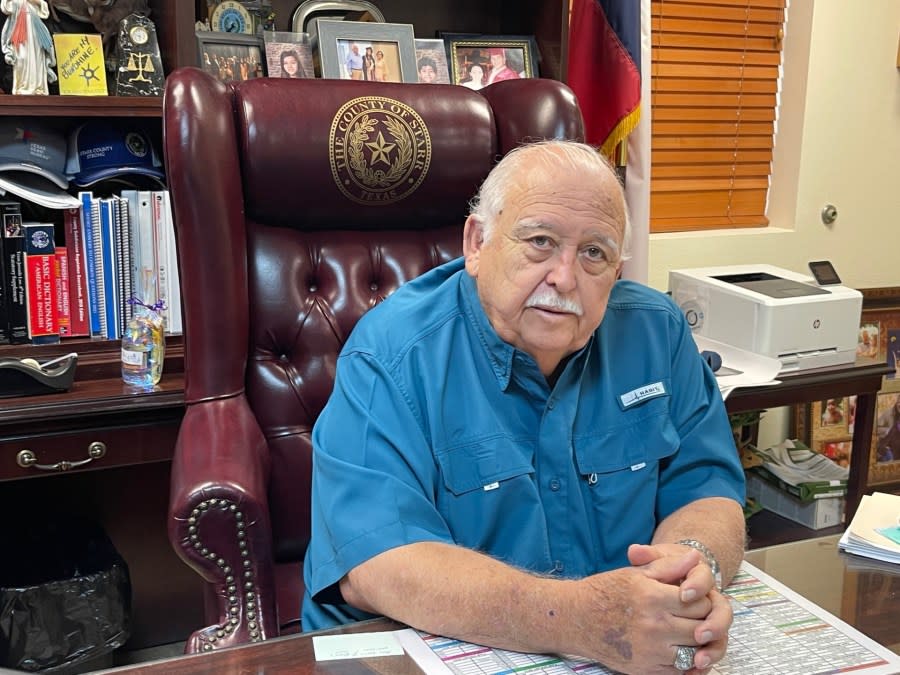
[345,43,364,79]
[303,141,746,674]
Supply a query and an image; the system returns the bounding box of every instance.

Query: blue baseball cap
[0,118,69,188]
[66,121,165,187]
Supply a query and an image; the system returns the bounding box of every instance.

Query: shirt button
[547,398,555,410]
[549,478,561,491]
[553,561,564,573]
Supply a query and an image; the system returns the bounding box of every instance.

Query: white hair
[469,140,632,261]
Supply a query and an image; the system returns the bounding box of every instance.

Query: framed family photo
[196,31,266,83]
[263,31,315,78]
[442,34,539,90]
[317,19,418,83]
[794,287,900,487]
[414,38,451,84]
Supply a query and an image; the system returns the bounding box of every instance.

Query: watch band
[676,538,722,592]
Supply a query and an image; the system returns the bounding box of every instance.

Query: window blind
[650,0,787,233]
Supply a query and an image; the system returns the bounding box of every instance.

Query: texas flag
[566,0,641,163]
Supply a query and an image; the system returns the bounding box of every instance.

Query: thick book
[0,201,28,344]
[748,464,847,503]
[23,223,60,345]
[55,247,71,337]
[134,190,156,302]
[0,201,15,343]
[62,207,90,337]
[151,190,181,333]
[114,195,134,334]
[78,191,104,338]
[98,198,120,339]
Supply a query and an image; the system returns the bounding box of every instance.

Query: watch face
[212,1,252,34]
[130,26,149,45]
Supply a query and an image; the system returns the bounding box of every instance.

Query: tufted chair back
[163,67,585,653]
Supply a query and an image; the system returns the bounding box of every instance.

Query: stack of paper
[751,439,848,500]
[839,492,900,564]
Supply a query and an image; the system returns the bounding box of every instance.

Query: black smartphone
[808,260,842,286]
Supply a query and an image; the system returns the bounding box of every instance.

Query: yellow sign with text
[53,34,108,96]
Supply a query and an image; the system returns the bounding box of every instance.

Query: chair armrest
[168,395,276,652]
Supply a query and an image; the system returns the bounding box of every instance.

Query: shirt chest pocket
[433,438,540,550]
[573,396,679,512]
[436,438,535,495]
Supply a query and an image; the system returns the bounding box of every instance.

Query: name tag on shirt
[619,381,666,409]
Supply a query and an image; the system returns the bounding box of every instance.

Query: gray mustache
[526,292,583,316]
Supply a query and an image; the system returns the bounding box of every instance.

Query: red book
[55,247,71,337]
[23,223,60,345]
[63,207,89,336]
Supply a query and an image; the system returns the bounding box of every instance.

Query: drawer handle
[16,442,107,472]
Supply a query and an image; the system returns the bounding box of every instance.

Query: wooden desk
[726,359,891,522]
[100,535,900,673]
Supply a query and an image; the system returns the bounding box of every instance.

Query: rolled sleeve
[656,313,746,518]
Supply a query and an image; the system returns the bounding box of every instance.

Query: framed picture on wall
[316,19,418,82]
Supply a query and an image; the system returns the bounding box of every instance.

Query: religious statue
[1,0,57,95]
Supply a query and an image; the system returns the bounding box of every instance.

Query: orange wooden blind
[650,0,787,233]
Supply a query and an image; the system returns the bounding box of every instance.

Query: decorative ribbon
[127,296,167,313]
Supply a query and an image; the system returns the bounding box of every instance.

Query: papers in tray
[691,334,782,400]
[839,492,900,564]
[752,438,848,499]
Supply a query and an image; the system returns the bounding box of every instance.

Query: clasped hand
[575,544,730,674]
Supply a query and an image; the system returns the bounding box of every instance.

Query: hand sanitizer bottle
[121,297,166,388]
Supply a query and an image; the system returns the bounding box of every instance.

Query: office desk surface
[104,535,900,674]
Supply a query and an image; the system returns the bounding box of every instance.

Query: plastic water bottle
[121,299,166,387]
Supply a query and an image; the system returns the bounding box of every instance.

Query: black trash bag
[0,515,131,672]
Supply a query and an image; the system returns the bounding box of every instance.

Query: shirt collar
[459,271,516,390]
[458,269,597,392]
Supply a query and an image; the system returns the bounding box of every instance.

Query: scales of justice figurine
[115,12,163,96]
[0,0,57,95]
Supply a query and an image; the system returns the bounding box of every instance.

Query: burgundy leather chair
[162,67,585,653]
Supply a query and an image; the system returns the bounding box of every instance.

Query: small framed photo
[442,34,539,90]
[317,19,417,83]
[263,31,315,79]
[872,391,900,482]
[196,31,266,83]
[414,38,451,84]
[793,287,900,491]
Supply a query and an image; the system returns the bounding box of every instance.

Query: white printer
[668,264,862,373]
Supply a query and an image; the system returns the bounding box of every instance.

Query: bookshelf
[0,1,571,652]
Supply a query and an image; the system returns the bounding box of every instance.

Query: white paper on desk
[839,492,900,564]
[312,631,404,661]
[692,335,782,401]
[395,561,900,675]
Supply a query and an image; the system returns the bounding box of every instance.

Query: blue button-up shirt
[302,259,744,629]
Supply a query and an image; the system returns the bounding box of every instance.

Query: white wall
[647,0,900,292]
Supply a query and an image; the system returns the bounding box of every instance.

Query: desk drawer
[0,421,180,481]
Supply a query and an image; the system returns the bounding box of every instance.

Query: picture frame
[196,31,266,83]
[316,19,417,83]
[793,287,900,487]
[414,38,451,84]
[442,34,540,90]
[263,31,315,79]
